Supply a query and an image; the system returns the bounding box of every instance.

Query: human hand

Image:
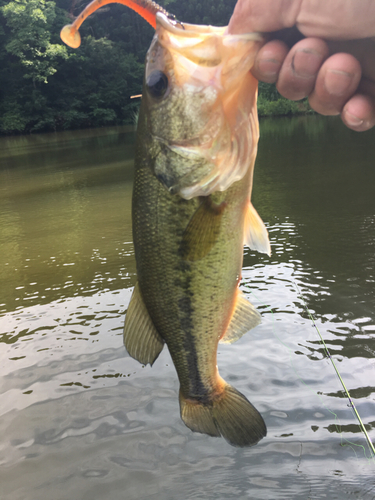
[228,0,375,131]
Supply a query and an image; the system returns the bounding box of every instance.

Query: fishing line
[243,281,375,463]
[294,282,375,460]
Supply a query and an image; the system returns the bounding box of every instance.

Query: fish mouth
[148,12,264,199]
[156,12,263,41]
[151,104,258,200]
[156,12,227,37]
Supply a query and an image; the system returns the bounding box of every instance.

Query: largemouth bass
[61,0,270,447]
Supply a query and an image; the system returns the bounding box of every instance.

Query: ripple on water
[1,120,375,499]
[1,221,375,498]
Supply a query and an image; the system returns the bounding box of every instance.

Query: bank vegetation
[0,0,311,135]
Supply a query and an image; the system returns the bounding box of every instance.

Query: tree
[1,0,68,84]
[0,0,311,134]
[0,0,70,132]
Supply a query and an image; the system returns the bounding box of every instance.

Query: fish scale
[61,0,270,447]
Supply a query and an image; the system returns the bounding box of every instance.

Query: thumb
[228,0,300,35]
[228,0,375,39]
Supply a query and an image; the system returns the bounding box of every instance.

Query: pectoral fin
[123,282,164,365]
[244,202,271,256]
[179,197,226,262]
[220,290,261,344]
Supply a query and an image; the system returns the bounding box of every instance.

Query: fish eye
[146,70,169,99]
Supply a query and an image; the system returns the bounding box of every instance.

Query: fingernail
[325,69,354,96]
[256,58,282,78]
[343,110,364,128]
[291,49,323,78]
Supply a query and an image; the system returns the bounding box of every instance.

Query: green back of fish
[124,97,267,448]
[132,100,248,395]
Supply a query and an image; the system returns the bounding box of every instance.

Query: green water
[0,117,374,499]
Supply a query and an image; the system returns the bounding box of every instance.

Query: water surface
[0,118,374,499]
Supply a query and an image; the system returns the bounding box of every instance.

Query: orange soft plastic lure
[60,0,170,48]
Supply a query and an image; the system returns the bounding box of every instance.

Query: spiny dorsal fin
[179,197,226,262]
[220,290,261,344]
[244,201,271,256]
[123,282,164,365]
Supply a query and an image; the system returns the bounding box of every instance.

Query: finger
[228,0,299,34]
[276,38,330,101]
[308,53,362,116]
[228,0,375,38]
[251,40,289,83]
[341,94,375,131]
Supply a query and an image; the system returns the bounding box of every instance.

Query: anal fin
[220,290,261,344]
[244,201,271,256]
[123,282,164,365]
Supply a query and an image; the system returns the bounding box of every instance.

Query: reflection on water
[0,127,136,314]
[0,120,374,499]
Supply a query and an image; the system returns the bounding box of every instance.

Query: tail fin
[179,383,266,447]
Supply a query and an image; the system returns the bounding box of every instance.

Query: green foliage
[258,82,313,117]
[258,96,301,117]
[258,82,280,102]
[0,0,312,134]
[1,0,68,83]
[167,0,236,26]
[52,36,144,129]
[0,101,29,132]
